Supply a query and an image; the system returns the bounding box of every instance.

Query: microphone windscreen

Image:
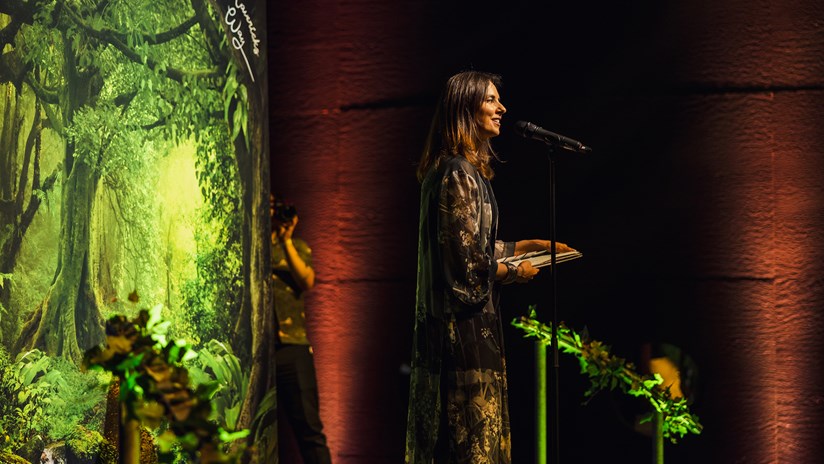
[513,120,532,137]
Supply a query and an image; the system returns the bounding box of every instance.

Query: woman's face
[476,82,506,139]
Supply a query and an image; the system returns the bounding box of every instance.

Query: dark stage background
[268,1,824,463]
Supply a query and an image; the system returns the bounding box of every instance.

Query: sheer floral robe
[406,156,516,464]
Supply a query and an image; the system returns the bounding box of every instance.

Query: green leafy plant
[0,346,111,462]
[0,348,50,458]
[84,306,249,463]
[187,340,280,460]
[36,356,109,444]
[187,339,247,432]
[512,309,703,443]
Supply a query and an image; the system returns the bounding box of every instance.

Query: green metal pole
[536,341,547,464]
[653,410,664,464]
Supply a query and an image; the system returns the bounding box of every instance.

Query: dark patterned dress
[406,156,516,464]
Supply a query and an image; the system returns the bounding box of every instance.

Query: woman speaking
[405,71,573,463]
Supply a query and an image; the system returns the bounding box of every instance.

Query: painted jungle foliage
[0,0,272,462]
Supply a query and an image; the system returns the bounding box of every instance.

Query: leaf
[231,105,243,141]
[195,380,222,400]
[227,353,244,393]
[116,353,145,373]
[198,348,221,379]
[19,353,49,386]
[224,404,241,430]
[147,304,163,329]
[251,388,277,428]
[223,75,238,121]
[242,118,250,152]
[181,343,199,362]
[155,429,178,454]
[219,427,249,443]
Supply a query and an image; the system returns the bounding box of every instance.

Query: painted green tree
[0,0,272,458]
[0,14,62,348]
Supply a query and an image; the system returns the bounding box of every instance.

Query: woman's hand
[539,240,576,254]
[516,260,539,283]
[514,239,577,255]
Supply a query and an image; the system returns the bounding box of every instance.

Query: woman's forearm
[281,239,315,290]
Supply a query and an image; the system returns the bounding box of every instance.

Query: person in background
[271,193,332,464]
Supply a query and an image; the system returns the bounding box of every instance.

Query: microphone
[514,120,592,153]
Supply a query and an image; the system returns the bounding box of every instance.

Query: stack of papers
[497,250,583,268]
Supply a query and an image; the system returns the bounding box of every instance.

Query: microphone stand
[549,148,561,464]
[536,146,561,464]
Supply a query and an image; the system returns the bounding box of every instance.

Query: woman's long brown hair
[417,71,502,182]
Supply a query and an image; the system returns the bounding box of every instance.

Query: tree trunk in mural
[18,158,104,361]
[0,86,26,342]
[204,1,273,460]
[235,88,274,460]
[0,88,22,343]
[0,87,19,201]
[0,81,58,347]
[16,31,105,362]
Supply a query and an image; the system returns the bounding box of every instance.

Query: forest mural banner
[0,0,272,462]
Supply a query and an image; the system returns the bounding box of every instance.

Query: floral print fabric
[406,157,515,464]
